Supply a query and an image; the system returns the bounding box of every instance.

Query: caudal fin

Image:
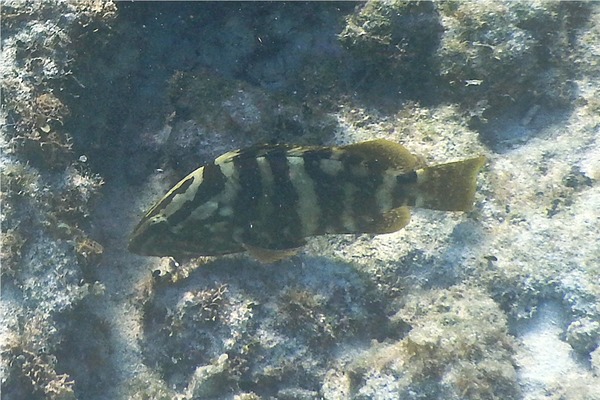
[415,156,486,211]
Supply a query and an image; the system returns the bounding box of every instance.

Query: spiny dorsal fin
[214,143,325,165]
[341,139,421,172]
[215,144,282,164]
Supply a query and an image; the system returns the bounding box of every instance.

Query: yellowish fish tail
[415,156,486,211]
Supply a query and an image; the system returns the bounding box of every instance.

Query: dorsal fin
[214,140,420,171]
[214,143,333,165]
[214,143,311,165]
[341,139,421,172]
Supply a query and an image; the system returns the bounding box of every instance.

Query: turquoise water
[2,2,598,399]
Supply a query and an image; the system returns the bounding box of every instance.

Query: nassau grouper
[129,139,485,262]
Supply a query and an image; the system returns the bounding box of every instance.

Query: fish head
[128,210,243,258]
[128,214,179,257]
[128,213,210,257]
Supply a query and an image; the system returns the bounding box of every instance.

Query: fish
[128,139,485,262]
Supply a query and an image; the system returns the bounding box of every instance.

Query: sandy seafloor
[1,1,599,399]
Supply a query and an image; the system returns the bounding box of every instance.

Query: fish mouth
[127,230,147,255]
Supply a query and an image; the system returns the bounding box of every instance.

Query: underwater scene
[1,1,599,399]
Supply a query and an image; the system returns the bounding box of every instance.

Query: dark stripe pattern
[302,148,346,233]
[141,175,195,223]
[232,152,263,238]
[394,171,418,207]
[340,151,387,232]
[264,151,302,249]
[166,163,226,227]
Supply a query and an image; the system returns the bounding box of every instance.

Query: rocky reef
[1,1,599,399]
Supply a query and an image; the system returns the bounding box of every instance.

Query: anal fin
[359,206,412,234]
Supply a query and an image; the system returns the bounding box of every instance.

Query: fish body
[128,139,485,261]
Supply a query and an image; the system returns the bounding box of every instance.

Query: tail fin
[415,156,485,211]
